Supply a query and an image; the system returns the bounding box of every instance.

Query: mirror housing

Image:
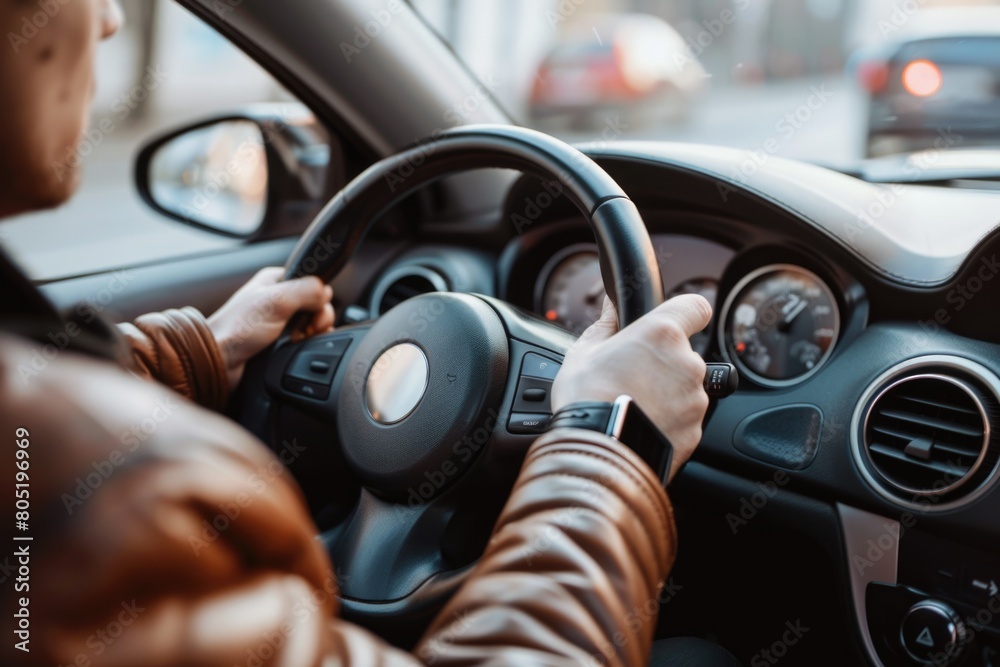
[135,104,332,239]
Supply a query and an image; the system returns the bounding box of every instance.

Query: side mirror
[136,106,332,239]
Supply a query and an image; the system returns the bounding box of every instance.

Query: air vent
[861,373,999,504]
[370,266,449,316]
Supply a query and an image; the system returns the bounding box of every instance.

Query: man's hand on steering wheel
[208,267,335,389]
[553,294,713,483]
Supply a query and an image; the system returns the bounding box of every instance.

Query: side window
[1,0,306,281]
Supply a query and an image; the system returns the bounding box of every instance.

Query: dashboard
[351,143,1000,667]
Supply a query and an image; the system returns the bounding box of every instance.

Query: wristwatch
[546,395,674,486]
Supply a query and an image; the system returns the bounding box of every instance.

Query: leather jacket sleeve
[412,427,676,666]
[1,336,676,667]
[118,306,230,412]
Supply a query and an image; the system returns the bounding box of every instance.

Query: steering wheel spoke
[264,326,369,422]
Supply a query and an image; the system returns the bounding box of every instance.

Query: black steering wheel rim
[284,124,664,328]
[266,124,665,632]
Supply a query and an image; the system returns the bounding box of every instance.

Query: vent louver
[371,267,448,316]
[862,374,997,501]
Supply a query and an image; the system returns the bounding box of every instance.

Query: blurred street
[0,0,931,280]
[4,74,863,280]
[560,75,864,165]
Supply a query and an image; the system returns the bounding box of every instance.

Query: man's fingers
[251,266,285,286]
[649,294,713,339]
[306,304,335,336]
[273,278,331,316]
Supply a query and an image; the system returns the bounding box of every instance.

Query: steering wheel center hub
[366,343,429,424]
[338,293,509,501]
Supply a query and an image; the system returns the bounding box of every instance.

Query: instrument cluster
[532,240,850,388]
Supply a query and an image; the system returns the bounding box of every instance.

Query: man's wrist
[547,397,674,486]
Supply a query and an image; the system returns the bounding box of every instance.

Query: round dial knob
[900,599,967,666]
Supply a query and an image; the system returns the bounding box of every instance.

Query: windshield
[411,0,1000,169]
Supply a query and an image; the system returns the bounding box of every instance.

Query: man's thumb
[576,296,618,345]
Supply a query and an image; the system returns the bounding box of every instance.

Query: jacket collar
[0,246,121,361]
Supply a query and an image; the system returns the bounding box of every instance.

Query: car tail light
[902,59,943,97]
[531,64,550,103]
[857,60,889,94]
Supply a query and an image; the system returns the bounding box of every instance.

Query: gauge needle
[782,299,808,327]
[585,279,605,304]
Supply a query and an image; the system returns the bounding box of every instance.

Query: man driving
[0,1,739,665]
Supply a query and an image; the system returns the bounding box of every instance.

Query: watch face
[613,397,673,485]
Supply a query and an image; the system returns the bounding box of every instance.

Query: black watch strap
[547,396,674,486]
[547,402,616,433]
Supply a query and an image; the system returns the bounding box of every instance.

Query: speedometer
[719,264,840,387]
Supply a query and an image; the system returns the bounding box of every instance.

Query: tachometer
[719,264,840,387]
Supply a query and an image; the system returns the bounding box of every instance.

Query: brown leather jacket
[0,304,678,666]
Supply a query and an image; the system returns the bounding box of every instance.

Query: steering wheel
[248,125,664,632]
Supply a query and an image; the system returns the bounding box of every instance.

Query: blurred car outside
[529,13,707,132]
[850,5,1000,158]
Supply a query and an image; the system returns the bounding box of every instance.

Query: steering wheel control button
[286,352,341,384]
[365,343,429,425]
[900,600,966,665]
[306,336,352,354]
[523,388,547,402]
[508,413,551,435]
[284,335,353,385]
[309,359,331,374]
[281,377,330,401]
[513,377,553,413]
[521,353,561,380]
